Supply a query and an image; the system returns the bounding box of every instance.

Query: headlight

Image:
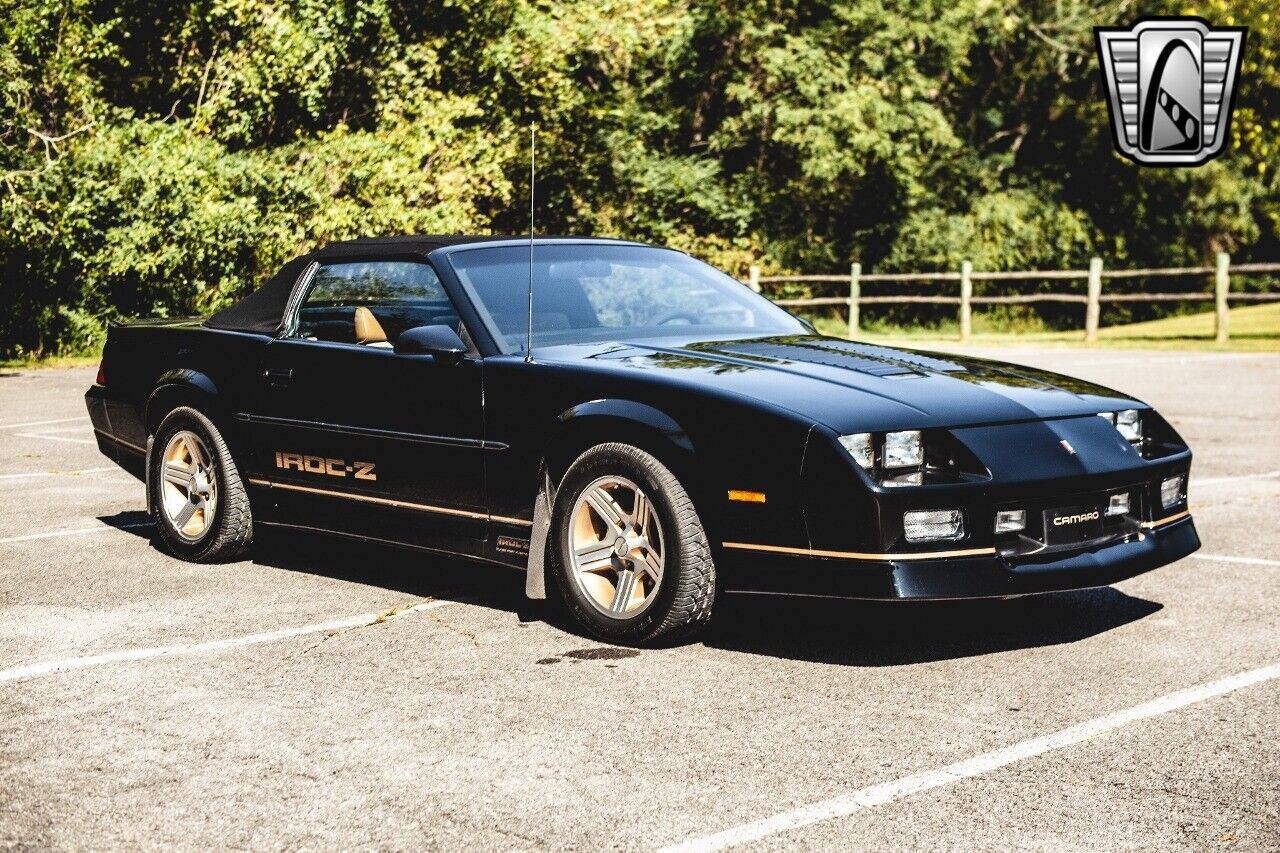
[1115,409,1142,442]
[1100,409,1142,444]
[883,430,923,468]
[838,433,874,469]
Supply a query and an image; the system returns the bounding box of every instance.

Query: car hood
[549,334,1143,433]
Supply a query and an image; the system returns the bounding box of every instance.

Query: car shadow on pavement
[102,517,1163,665]
[705,588,1163,665]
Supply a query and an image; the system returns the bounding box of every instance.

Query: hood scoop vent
[715,340,967,378]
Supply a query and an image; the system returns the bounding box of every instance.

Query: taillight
[96,360,106,386]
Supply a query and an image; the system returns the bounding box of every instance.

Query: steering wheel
[647,310,700,327]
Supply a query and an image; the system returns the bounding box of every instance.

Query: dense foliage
[1,0,1276,356]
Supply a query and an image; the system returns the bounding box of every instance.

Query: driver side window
[292,261,469,349]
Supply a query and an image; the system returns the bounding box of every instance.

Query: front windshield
[447,243,806,353]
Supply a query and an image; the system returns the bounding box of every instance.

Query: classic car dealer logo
[274,451,377,480]
[1095,17,1246,166]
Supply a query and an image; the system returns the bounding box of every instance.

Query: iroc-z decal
[274,452,377,481]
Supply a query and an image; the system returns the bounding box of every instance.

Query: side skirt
[256,520,522,573]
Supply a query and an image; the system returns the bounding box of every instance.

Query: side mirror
[394,325,468,362]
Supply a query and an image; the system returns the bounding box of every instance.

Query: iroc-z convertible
[86,237,1199,644]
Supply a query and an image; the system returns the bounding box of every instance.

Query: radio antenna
[525,123,536,362]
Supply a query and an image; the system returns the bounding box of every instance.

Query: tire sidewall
[148,407,229,561]
[549,445,686,643]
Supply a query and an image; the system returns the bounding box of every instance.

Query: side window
[292,261,466,347]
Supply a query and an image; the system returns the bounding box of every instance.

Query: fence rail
[745,254,1280,343]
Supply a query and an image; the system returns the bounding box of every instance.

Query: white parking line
[659,662,1280,853]
[0,416,88,430]
[0,466,120,481]
[0,522,152,545]
[1195,553,1280,567]
[1194,470,1280,487]
[12,432,95,445]
[0,599,460,684]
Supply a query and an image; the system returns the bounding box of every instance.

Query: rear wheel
[148,407,253,562]
[549,443,715,645]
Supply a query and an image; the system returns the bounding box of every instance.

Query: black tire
[548,443,715,645]
[148,406,253,562]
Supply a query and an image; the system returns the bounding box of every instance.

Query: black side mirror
[394,324,468,362]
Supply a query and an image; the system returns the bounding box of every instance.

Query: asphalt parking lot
[1,348,1277,851]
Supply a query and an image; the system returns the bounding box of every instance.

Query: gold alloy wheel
[569,475,665,619]
[160,430,218,541]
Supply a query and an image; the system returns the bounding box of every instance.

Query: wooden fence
[745,252,1280,343]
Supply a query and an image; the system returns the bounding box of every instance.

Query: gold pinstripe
[246,477,533,527]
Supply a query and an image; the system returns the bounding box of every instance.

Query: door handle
[264,367,293,389]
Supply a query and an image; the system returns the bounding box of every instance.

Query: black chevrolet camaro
[86,236,1199,644]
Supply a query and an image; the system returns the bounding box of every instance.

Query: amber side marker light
[727,490,767,504]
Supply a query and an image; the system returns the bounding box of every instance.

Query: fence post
[748,264,761,293]
[959,260,973,342]
[1215,252,1230,342]
[1085,257,1103,343]
[848,262,861,338]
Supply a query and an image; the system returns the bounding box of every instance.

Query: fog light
[995,509,1026,534]
[1161,475,1185,510]
[903,509,964,542]
[1106,492,1130,517]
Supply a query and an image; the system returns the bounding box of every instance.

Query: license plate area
[1042,504,1104,546]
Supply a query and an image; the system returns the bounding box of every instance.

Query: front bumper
[721,514,1199,600]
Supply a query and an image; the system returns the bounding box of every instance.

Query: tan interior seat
[353,306,393,348]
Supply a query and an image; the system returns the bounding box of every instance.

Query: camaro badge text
[1095,17,1246,166]
[274,451,377,481]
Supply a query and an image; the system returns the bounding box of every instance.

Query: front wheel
[148,406,253,562]
[549,443,715,645]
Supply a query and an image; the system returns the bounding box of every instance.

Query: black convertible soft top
[204,235,509,335]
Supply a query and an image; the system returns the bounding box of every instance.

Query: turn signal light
[1161,475,1185,510]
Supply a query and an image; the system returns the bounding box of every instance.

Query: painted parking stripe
[659,662,1280,853]
[0,522,153,545]
[12,432,96,445]
[0,416,88,430]
[0,466,120,481]
[0,599,460,684]
[1194,470,1280,486]
[1194,553,1280,567]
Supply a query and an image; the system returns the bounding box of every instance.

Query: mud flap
[144,435,155,516]
[524,467,557,600]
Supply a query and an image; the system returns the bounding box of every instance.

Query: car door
[248,258,488,555]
